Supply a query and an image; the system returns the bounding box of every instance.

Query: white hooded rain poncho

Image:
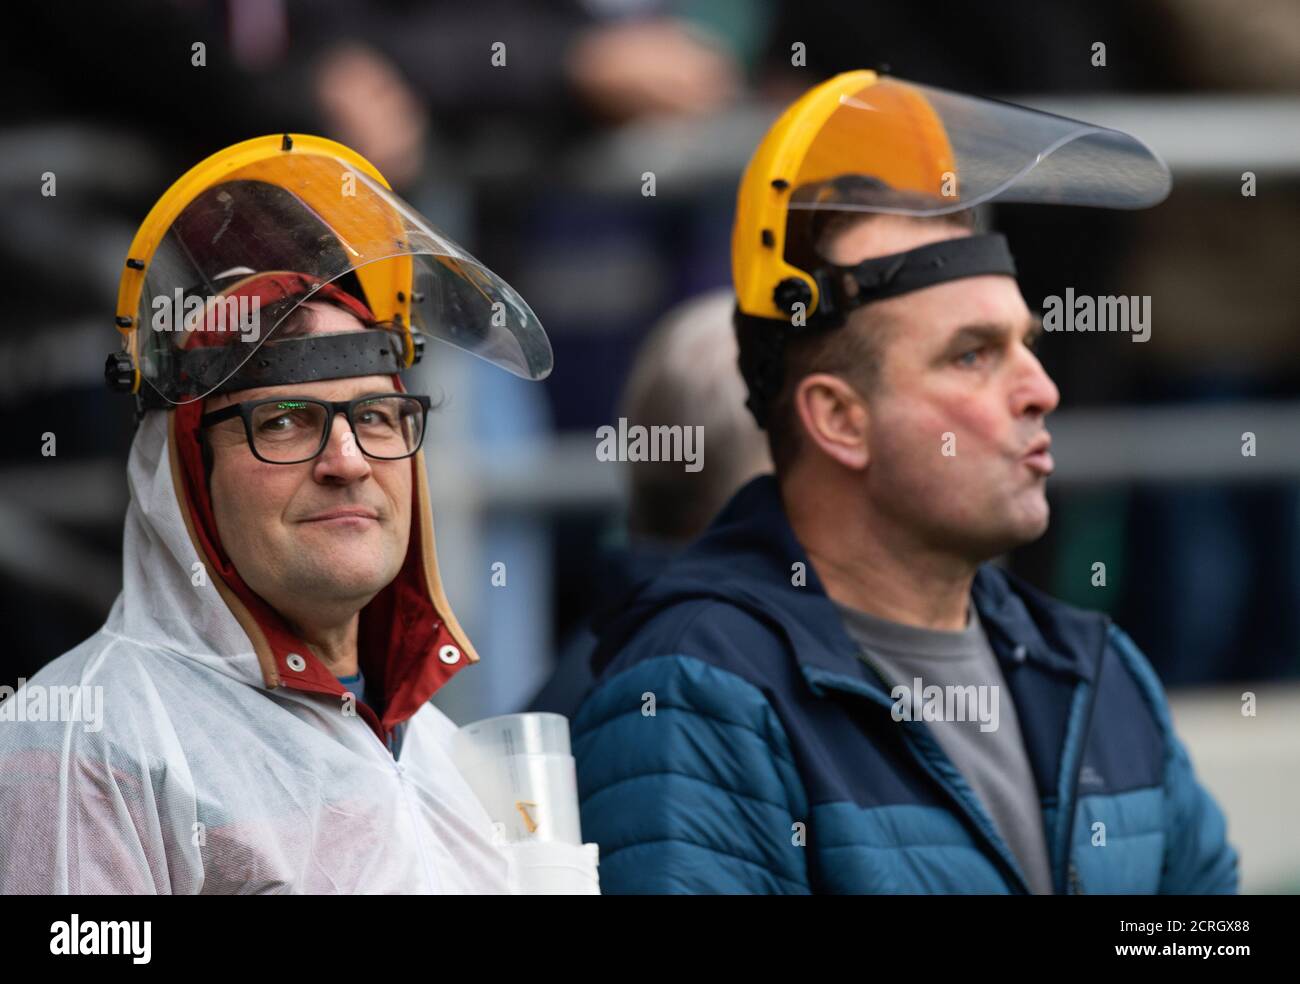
[0,405,518,893]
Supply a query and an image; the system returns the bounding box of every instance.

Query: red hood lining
[178,271,376,348]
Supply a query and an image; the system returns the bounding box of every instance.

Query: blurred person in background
[571,72,1238,894]
[530,287,770,717]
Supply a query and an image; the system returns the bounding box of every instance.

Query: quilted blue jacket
[573,476,1238,894]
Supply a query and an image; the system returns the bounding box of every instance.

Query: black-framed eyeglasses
[200,393,432,464]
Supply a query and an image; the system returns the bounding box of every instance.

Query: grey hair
[621,288,772,542]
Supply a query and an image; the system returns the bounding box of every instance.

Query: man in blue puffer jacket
[571,71,1238,894]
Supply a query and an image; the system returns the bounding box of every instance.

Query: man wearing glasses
[0,135,558,893]
[198,294,436,758]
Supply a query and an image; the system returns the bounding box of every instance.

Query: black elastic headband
[781,232,1017,331]
[136,328,422,410]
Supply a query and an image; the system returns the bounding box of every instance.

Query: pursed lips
[1020,433,1054,476]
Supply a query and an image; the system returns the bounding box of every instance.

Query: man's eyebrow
[943,322,1009,350]
[946,316,1042,349]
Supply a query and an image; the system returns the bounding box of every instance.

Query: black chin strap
[780,232,1018,331]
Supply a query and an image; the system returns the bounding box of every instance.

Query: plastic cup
[451,712,583,846]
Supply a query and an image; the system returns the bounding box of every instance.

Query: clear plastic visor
[136,155,551,404]
[786,77,1171,217]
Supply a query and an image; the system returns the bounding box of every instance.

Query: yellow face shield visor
[110,134,552,406]
[733,70,1171,322]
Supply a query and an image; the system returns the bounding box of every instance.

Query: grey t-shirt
[834,599,1055,895]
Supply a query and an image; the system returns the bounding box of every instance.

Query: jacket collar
[596,474,1105,691]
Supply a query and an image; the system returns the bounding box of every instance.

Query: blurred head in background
[622,288,771,544]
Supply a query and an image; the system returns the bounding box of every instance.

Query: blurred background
[1,0,1296,891]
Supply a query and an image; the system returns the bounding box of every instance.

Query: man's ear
[793,372,870,471]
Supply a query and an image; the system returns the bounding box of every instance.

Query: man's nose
[1013,349,1061,419]
[312,412,372,482]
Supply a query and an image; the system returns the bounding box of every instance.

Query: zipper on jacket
[1052,619,1107,895]
[394,760,443,892]
[897,722,1033,895]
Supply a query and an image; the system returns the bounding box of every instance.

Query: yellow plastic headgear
[732,69,1173,325]
[732,71,955,322]
[110,133,552,407]
[112,135,414,399]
